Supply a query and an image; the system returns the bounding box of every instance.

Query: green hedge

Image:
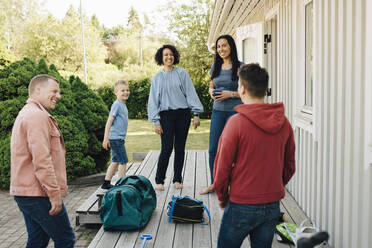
[0,58,110,189]
[96,78,212,120]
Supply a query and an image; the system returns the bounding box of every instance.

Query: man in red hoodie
[213,63,296,248]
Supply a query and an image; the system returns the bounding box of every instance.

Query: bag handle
[116,191,123,216]
[116,176,149,192]
[116,175,140,186]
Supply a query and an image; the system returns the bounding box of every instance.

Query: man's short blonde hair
[28,74,59,96]
[114,79,128,90]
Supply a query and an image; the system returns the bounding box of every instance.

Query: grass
[126,119,210,161]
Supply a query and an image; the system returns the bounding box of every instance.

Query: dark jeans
[155,108,191,184]
[14,196,75,248]
[109,139,128,164]
[209,109,236,183]
[217,201,281,248]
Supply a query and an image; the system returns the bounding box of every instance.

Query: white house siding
[208,0,372,247]
[288,1,372,246]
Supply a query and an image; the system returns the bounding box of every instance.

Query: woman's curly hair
[154,44,180,65]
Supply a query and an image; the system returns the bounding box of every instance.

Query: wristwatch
[193,113,199,117]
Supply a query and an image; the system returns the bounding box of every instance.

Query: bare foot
[199,185,214,195]
[155,184,164,191]
[174,182,183,189]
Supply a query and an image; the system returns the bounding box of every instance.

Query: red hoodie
[213,102,295,204]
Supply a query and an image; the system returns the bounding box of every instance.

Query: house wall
[208,0,372,246]
[280,0,372,247]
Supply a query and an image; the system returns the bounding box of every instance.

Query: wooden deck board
[76,188,100,213]
[193,150,212,248]
[117,150,161,248]
[128,151,174,248]
[84,150,308,248]
[152,153,178,248]
[281,192,309,225]
[173,150,196,248]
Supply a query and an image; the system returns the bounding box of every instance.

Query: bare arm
[214,90,240,102]
[209,79,239,101]
[209,80,216,100]
[102,116,115,149]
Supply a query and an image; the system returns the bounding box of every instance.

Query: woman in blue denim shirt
[148,45,203,191]
[200,35,243,195]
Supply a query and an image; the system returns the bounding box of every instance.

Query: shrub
[0,134,11,189]
[96,77,212,120]
[95,78,151,119]
[127,79,151,119]
[95,85,116,115]
[194,81,212,119]
[0,58,110,189]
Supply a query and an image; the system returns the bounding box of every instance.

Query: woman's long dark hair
[211,34,240,81]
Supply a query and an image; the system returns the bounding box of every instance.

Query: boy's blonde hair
[114,79,128,90]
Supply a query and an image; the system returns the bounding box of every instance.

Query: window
[294,0,314,132]
[243,38,258,63]
[304,1,313,108]
[236,23,264,66]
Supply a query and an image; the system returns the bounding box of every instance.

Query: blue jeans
[14,196,75,248]
[110,139,128,164]
[217,201,281,248]
[209,109,236,183]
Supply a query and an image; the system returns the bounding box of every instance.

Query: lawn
[126,119,210,161]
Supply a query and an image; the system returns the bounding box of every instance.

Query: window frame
[304,0,314,109]
[294,0,315,133]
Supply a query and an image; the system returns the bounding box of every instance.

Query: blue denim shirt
[147,67,203,125]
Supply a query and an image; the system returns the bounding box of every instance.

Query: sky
[43,0,181,28]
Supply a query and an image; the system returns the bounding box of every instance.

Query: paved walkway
[0,184,101,248]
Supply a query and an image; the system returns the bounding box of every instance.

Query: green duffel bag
[100,175,157,231]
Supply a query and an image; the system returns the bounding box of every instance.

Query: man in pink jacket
[213,64,296,248]
[10,74,75,248]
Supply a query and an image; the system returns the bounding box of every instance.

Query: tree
[127,7,142,31]
[0,13,15,68]
[0,0,43,53]
[163,0,214,117]
[91,14,102,33]
[16,5,107,73]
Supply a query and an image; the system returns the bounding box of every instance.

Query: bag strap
[200,202,211,225]
[116,175,139,186]
[168,195,180,223]
[127,184,144,200]
[116,191,123,216]
[116,176,149,192]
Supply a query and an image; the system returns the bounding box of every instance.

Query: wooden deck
[83,150,308,248]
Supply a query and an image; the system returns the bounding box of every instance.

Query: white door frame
[264,9,278,104]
